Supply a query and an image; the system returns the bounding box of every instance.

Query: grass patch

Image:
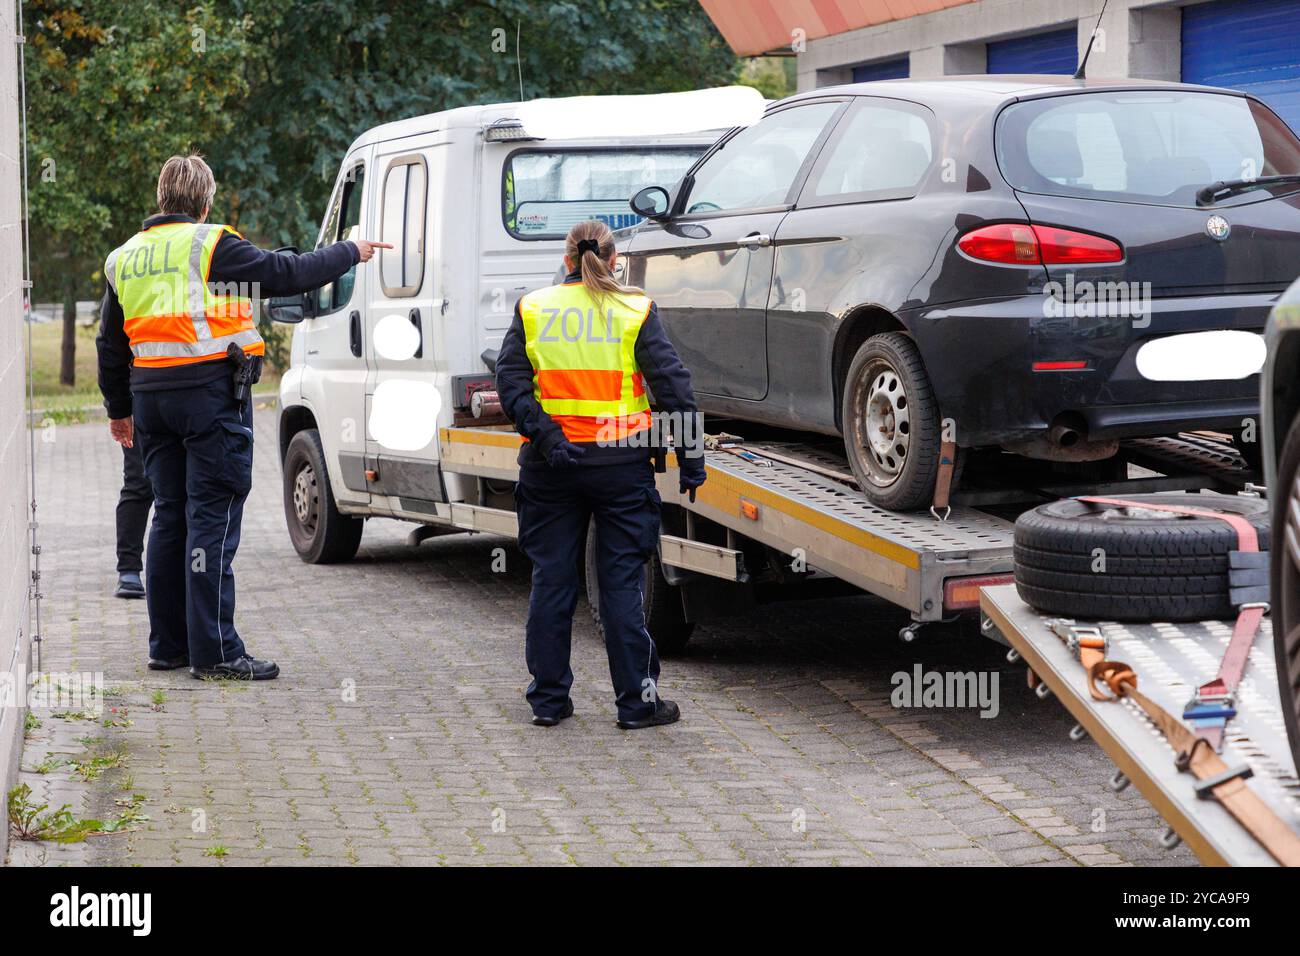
[71,744,127,782]
[26,320,101,401]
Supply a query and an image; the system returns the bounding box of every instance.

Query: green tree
[27,1,739,382]
[25,1,252,386]
[211,0,740,245]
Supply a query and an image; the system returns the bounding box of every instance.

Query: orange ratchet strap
[1076,496,1269,752]
[1044,618,1300,866]
[931,439,958,521]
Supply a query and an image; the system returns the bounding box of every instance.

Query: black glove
[544,437,586,469]
[679,457,707,503]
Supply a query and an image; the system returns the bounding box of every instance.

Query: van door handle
[409,308,423,359]
[349,310,362,357]
[736,233,771,249]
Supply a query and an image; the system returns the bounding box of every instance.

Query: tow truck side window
[317,163,365,313]
[379,155,427,296]
[502,148,703,239]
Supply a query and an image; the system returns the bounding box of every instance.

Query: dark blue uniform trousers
[132,379,253,667]
[516,459,663,723]
[116,440,153,574]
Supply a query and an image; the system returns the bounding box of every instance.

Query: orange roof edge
[699,0,977,57]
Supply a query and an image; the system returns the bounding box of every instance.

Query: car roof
[782,75,1244,107]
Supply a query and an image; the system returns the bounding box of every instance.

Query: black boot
[617,699,680,730]
[190,656,280,681]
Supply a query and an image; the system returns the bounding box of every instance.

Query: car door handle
[349,310,362,357]
[409,308,423,359]
[736,233,771,249]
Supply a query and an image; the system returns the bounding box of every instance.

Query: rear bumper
[905,290,1275,449]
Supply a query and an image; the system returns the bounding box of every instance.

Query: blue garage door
[852,57,908,82]
[1182,0,1300,134]
[986,26,1078,75]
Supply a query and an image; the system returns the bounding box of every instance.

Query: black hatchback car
[622,77,1300,510]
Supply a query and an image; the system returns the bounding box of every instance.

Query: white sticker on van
[373,313,421,362]
[515,85,764,140]
[1135,330,1266,382]
[369,379,441,451]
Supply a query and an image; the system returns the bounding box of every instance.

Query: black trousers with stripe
[132,379,252,667]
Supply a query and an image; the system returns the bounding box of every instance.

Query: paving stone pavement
[6,407,1195,866]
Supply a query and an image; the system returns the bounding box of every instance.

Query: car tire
[283,428,364,564]
[1013,493,1269,621]
[585,519,694,657]
[1272,412,1300,775]
[842,332,943,511]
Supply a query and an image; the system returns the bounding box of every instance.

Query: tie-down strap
[1045,618,1300,866]
[1076,496,1267,752]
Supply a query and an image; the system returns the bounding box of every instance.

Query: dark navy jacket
[97,213,360,419]
[497,271,701,467]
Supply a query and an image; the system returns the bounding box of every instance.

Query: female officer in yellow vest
[496,220,707,728]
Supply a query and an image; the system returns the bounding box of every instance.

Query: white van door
[363,134,448,515]
[300,147,373,507]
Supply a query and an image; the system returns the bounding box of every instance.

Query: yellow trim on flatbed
[441,426,919,573]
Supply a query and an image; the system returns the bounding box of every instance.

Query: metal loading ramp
[981,583,1300,866]
[440,425,1017,621]
[670,444,1015,619]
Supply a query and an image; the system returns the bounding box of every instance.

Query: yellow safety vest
[105,221,263,368]
[519,281,653,443]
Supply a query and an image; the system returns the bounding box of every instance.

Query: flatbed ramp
[981,583,1300,866]
[441,425,1016,621]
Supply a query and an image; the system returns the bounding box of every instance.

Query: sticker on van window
[514,201,644,236]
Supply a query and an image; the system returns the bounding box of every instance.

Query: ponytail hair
[565,220,642,311]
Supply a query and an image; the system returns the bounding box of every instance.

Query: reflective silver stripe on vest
[187,224,216,341]
[104,247,121,294]
[130,328,262,359]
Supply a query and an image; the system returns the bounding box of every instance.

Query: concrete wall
[798,0,1188,90]
[0,0,33,861]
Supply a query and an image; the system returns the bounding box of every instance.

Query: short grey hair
[156,153,216,219]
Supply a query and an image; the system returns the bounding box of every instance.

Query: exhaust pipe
[1049,422,1081,449]
[1003,415,1118,462]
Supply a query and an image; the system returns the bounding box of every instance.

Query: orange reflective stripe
[550,411,652,443]
[536,368,624,402]
[631,371,645,397]
[124,313,197,343]
[133,340,264,369]
[206,302,255,338]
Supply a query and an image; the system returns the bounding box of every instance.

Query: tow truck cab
[271,98,716,528]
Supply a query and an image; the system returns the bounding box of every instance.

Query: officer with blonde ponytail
[497,220,706,728]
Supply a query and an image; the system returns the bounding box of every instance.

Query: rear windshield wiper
[1196,174,1300,206]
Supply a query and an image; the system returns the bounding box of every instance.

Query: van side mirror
[262,246,308,323]
[264,293,306,324]
[630,186,671,221]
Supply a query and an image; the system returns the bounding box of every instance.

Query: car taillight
[957,224,1122,265]
[957,223,1039,263]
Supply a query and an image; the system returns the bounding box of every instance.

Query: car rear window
[996,91,1300,207]
[503,148,704,239]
